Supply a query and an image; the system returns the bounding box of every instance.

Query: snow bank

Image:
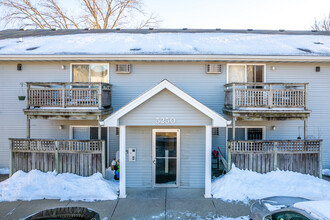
[0,169,118,201]
[0,168,9,175]
[212,165,330,203]
[294,201,330,220]
[322,169,330,176]
[0,32,329,56]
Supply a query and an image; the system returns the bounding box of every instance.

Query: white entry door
[152,129,180,187]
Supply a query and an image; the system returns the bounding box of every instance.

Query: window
[227,64,265,83]
[247,128,263,140]
[206,64,222,74]
[266,211,310,220]
[115,64,131,73]
[72,64,109,83]
[228,127,265,140]
[72,126,107,140]
[212,127,219,136]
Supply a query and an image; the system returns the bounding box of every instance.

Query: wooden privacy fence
[224,83,308,109]
[8,139,106,177]
[228,140,322,177]
[26,82,112,109]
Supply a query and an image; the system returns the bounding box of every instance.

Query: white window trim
[226,126,266,140]
[226,63,267,84]
[69,125,109,139]
[70,63,110,83]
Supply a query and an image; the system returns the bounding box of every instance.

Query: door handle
[153,159,156,164]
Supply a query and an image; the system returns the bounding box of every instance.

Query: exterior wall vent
[116,64,131,73]
[206,64,222,74]
[212,127,219,136]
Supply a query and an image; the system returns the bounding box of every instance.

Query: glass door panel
[154,131,178,186]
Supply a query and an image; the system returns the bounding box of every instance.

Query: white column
[205,125,212,198]
[119,125,127,198]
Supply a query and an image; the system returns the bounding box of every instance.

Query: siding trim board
[1,55,330,62]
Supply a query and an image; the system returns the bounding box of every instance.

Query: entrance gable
[120,89,212,126]
[103,80,228,127]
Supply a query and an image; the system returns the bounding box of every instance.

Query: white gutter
[0,54,330,62]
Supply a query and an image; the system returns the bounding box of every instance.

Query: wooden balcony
[8,138,106,177]
[228,139,322,177]
[24,82,112,120]
[223,83,310,120]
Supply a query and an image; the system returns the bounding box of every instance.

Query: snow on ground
[0,32,330,56]
[322,169,330,176]
[294,201,330,220]
[212,165,330,203]
[0,169,118,202]
[0,168,9,174]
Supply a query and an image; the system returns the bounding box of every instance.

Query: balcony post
[304,118,308,139]
[227,142,232,171]
[304,84,308,110]
[55,141,59,174]
[273,142,278,170]
[98,83,103,109]
[98,115,102,140]
[102,141,106,178]
[232,117,236,140]
[319,140,323,178]
[26,83,30,109]
[269,84,273,109]
[232,84,236,110]
[26,116,30,139]
[9,139,13,176]
[62,83,65,108]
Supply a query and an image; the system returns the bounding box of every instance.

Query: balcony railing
[8,138,106,177]
[229,139,321,153]
[224,83,308,110]
[227,139,322,177]
[26,82,111,109]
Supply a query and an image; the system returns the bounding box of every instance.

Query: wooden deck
[223,83,310,120]
[228,140,322,177]
[8,138,106,177]
[24,82,112,119]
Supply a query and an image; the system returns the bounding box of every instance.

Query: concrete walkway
[0,188,251,220]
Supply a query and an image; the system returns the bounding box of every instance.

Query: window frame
[226,126,266,140]
[226,63,267,84]
[70,63,110,83]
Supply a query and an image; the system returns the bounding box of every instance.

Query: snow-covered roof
[0,29,330,56]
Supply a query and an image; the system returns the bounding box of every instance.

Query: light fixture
[59,125,64,130]
[315,66,320,72]
[271,126,276,131]
[61,65,66,70]
[271,66,276,71]
[17,64,22,71]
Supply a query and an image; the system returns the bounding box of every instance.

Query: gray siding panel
[120,89,212,126]
[126,126,205,188]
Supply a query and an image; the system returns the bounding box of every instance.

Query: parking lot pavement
[0,188,251,220]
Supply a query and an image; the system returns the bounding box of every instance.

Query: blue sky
[144,0,330,30]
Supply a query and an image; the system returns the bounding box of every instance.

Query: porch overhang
[103,79,228,127]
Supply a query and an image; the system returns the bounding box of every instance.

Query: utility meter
[128,148,136,162]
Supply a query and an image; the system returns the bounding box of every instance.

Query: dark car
[249,196,320,220]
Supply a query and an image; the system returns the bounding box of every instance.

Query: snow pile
[0,169,118,201]
[212,165,330,203]
[322,169,330,176]
[0,32,329,56]
[0,168,9,174]
[294,201,330,220]
[215,217,249,220]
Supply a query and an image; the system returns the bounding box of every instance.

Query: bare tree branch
[312,13,330,31]
[0,0,161,29]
